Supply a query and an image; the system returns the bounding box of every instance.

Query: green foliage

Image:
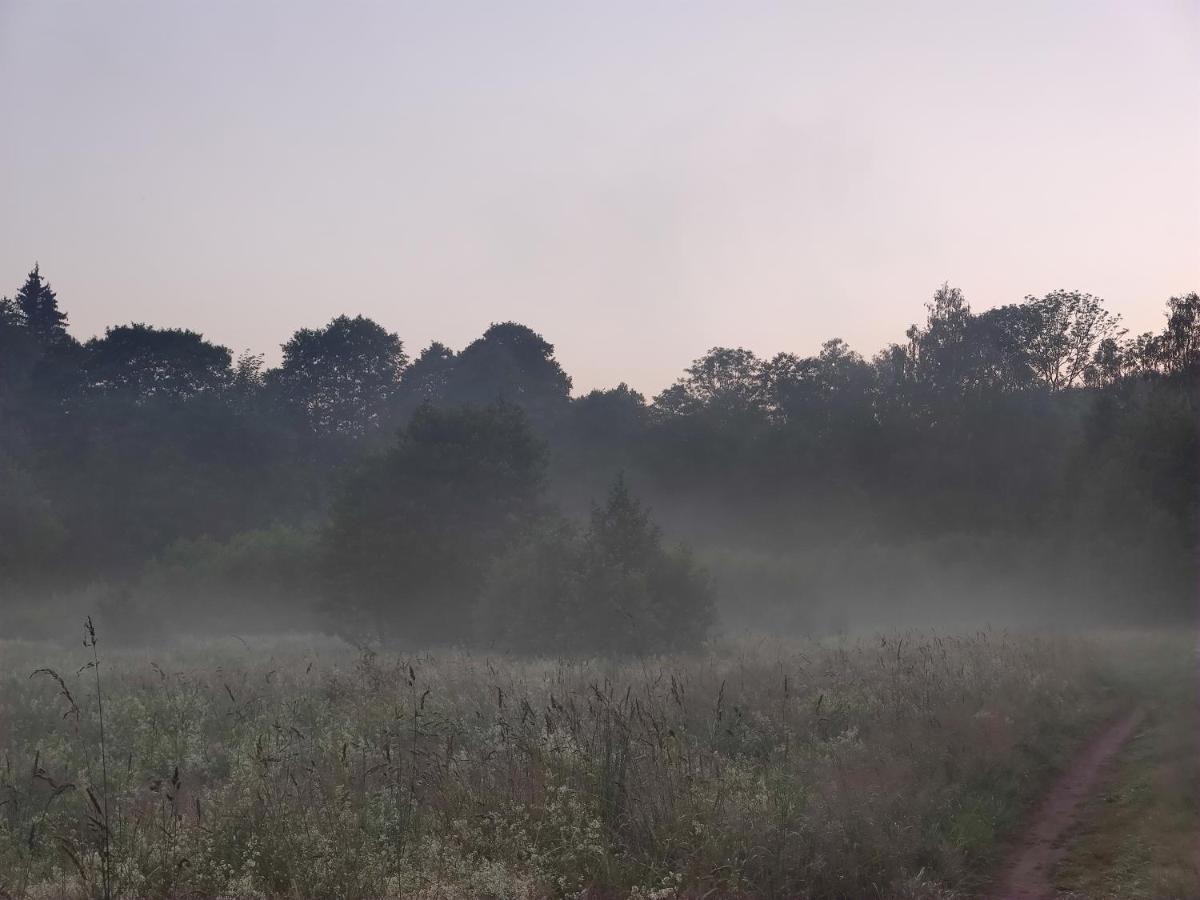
[396,340,457,409]
[1021,289,1123,389]
[476,519,583,650]
[575,477,714,653]
[14,264,68,347]
[443,321,573,426]
[654,346,768,421]
[479,477,714,654]
[42,394,312,573]
[1160,291,1200,375]
[322,402,548,643]
[0,629,1146,899]
[388,323,574,429]
[83,324,234,401]
[569,383,647,447]
[117,526,322,637]
[272,314,407,436]
[1,262,1196,633]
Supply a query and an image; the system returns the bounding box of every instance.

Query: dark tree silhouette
[394,341,457,417]
[1021,290,1122,389]
[570,383,647,446]
[968,305,1038,392]
[479,475,714,654]
[272,315,407,436]
[904,283,974,403]
[654,347,767,421]
[83,324,234,401]
[766,338,876,429]
[1088,337,1126,388]
[0,295,39,399]
[403,341,456,397]
[443,322,572,425]
[1160,292,1200,376]
[321,401,547,642]
[15,265,69,346]
[2,260,1196,637]
[577,475,714,653]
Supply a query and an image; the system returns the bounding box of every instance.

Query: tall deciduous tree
[83,324,234,401]
[321,401,547,642]
[570,383,647,446]
[654,347,767,420]
[905,283,974,400]
[399,341,457,404]
[765,338,876,428]
[272,315,407,436]
[1022,290,1122,389]
[966,304,1038,392]
[1088,337,1126,388]
[443,322,572,426]
[1160,292,1200,376]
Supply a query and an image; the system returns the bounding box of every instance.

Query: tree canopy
[272,314,407,436]
[83,324,234,401]
[1,265,1196,643]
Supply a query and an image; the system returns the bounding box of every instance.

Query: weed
[0,628,1154,899]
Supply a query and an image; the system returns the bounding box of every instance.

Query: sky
[1,1,1197,395]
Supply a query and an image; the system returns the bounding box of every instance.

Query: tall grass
[0,629,1135,899]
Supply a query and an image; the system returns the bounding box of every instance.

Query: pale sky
[2,1,1197,394]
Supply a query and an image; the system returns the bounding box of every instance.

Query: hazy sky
[2,1,1197,394]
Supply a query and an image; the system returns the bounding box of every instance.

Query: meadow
[1,627,1181,899]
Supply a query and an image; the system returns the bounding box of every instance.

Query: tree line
[1,265,1195,646]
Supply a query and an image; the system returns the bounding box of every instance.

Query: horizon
[2,0,1197,395]
[1,259,1191,398]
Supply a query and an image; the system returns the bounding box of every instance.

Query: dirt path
[991,707,1146,900]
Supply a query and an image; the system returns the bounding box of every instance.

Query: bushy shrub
[120,525,322,636]
[478,477,714,654]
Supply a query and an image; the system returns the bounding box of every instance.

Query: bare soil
[991,708,1146,900]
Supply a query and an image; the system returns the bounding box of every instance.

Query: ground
[1050,634,1199,900]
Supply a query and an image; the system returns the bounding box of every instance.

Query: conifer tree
[15,264,68,346]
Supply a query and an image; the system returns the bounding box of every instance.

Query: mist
[2,3,1197,897]
[1,274,1194,646]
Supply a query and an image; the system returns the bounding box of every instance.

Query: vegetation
[478,477,715,654]
[1,265,1195,645]
[0,627,1152,899]
[1055,633,1199,900]
[1,264,1193,896]
[322,402,549,643]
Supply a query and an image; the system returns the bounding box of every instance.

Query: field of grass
[0,628,1172,899]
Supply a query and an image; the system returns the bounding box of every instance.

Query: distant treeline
[1,267,1195,644]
